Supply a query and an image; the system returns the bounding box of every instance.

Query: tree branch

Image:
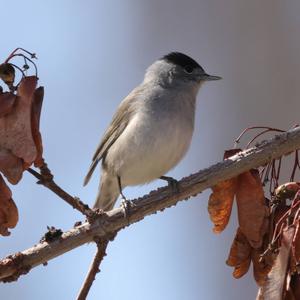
[1,126,300,282]
[27,163,94,218]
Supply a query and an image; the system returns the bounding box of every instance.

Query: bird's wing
[83,87,141,186]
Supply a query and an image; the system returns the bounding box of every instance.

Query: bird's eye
[184,65,194,74]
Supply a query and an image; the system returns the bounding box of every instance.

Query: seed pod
[0,63,15,86]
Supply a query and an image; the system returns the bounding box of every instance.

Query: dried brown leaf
[233,259,251,279]
[259,226,295,300]
[0,63,15,86]
[0,148,23,184]
[0,76,37,164]
[31,86,44,167]
[0,92,16,117]
[273,204,291,225]
[0,174,18,236]
[252,248,272,286]
[0,76,38,164]
[290,220,300,273]
[289,274,300,300]
[236,170,268,248]
[226,228,251,278]
[208,178,238,233]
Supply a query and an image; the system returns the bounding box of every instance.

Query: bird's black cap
[162,52,204,72]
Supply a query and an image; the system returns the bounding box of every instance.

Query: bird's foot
[160,176,180,193]
[120,196,135,222]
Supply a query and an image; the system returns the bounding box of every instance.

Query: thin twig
[27,165,94,219]
[77,232,117,300]
[234,126,285,147]
[76,237,113,300]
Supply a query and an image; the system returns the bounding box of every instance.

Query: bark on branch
[1,126,300,282]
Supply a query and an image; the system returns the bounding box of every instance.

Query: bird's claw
[121,198,135,221]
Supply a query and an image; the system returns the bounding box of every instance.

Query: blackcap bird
[84,52,221,211]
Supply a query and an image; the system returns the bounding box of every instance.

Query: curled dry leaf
[0,76,38,164]
[226,228,251,278]
[0,74,44,235]
[208,178,237,233]
[209,149,268,248]
[0,75,44,179]
[209,149,270,283]
[226,229,271,283]
[236,170,268,248]
[0,174,18,236]
[252,248,272,286]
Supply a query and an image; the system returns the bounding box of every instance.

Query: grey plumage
[84,52,221,210]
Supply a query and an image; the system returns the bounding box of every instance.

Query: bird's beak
[200,73,222,81]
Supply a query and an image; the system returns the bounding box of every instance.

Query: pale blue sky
[1,1,300,299]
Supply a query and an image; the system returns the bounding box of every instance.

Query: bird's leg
[117,176,127,201]
[117,176,132,220]
[160,176,180,193]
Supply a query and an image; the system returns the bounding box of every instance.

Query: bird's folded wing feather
[83,87,141,186]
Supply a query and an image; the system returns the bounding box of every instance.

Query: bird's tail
[94,171,120,211]
[83,159,99,186]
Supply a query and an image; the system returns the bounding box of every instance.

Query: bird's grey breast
[143,85,196,129]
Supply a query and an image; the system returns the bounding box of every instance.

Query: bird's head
[144,52,221,89]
